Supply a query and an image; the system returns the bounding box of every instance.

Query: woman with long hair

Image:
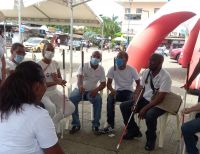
[0,61,64,154]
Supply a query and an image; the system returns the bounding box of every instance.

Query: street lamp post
[127,0,132,45]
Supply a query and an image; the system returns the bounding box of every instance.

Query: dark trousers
[181,114,200,154]
[120,97,166,142]
[107,90,133,128]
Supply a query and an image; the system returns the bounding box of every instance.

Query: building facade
[116,0,169,41]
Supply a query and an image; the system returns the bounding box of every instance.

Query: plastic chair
[158,112,180,147]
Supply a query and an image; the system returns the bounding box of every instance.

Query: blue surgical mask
[14,54,24,63]
[90,57,100,65]
[115,58,124,67]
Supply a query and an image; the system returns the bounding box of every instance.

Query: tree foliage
[84,15,121,40]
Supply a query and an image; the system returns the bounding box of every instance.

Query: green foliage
[84,15,121,40]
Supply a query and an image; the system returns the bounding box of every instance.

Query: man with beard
[120,53,172,151]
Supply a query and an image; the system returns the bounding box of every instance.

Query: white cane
[61,49,66,139]
[81,50,84,127]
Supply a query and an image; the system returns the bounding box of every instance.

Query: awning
[0,0,102,27]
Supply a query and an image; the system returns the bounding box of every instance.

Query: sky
[88,0,123,20]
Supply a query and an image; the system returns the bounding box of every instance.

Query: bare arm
[43,143,65,154]
[107,78,114,92]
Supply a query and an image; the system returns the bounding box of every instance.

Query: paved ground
[11,47,199,154]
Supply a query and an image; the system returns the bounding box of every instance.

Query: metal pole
[69,0,73,94]
[100,22,104,52]
[18,0,21,43]
[3,20,7,58]
[127,0,132,45]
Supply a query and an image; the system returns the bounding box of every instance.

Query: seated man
[69,51,106,135]
[181,58,200,154]
[120,53,172,151]
[102,51,140,133]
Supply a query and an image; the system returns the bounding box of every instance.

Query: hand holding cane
[116,87,144,150]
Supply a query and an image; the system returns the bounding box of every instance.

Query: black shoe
[92,127,101,135]
[145,141,155,151]
[69,126,81,134]
[123,133,135,140]
[123,131,142,140]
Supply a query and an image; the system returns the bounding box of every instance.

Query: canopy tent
[0,0,102,27]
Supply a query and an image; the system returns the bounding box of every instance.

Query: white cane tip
[116,144,119,150]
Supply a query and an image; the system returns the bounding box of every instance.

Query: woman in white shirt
[38,43,75,125]
[0,61,64,154]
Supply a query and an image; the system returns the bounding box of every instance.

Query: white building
[116,0,169,41]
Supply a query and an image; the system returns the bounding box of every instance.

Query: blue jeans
[69,88,102,128]
[181,115,200,154]
[120,97,165,142]
[107,90,133,128]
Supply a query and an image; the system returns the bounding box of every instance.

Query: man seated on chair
[102,51,140,133]
[181,58,200,154]
[69,51,106,135]
[120,53,172,151]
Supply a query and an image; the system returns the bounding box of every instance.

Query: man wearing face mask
[7,43,26,76]
[120,53,172,151]
[69,51,106,135]
[38,43,75,128]
[102,51,140,134]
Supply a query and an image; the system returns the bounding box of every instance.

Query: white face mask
[44,51,54,60]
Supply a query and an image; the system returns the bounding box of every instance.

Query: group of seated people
[0,42,200,154]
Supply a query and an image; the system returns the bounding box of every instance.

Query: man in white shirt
[102,51,140,133]
[69,51,106,135]
[120,53,172,151]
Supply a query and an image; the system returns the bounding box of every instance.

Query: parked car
[68,40,82,51]
[169,48,183,60]
[23,37,49,52]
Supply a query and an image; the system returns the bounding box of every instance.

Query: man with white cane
[120,53,172,151]
[69,51,106,135]
[102,51,140,134]
[181,59,200,154]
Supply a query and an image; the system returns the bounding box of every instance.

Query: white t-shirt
[107,65,139,92]
[6,59,17,71]
[0,104,58,154]
[77,62,106,91]
[141,69,172,101]
[38,60,60,91]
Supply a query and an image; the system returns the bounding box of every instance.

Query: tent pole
[18,0,22,43]
[69,0,73,95]
[3,20,7,58]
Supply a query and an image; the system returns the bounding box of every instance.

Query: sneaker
[99,125,114,134]
[69,126,81,134]
[145,141,155,151]
[92,127,101,135]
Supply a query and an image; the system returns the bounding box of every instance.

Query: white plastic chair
[157,112,180,147]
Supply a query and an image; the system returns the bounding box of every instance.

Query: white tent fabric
[0,0,102,27]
